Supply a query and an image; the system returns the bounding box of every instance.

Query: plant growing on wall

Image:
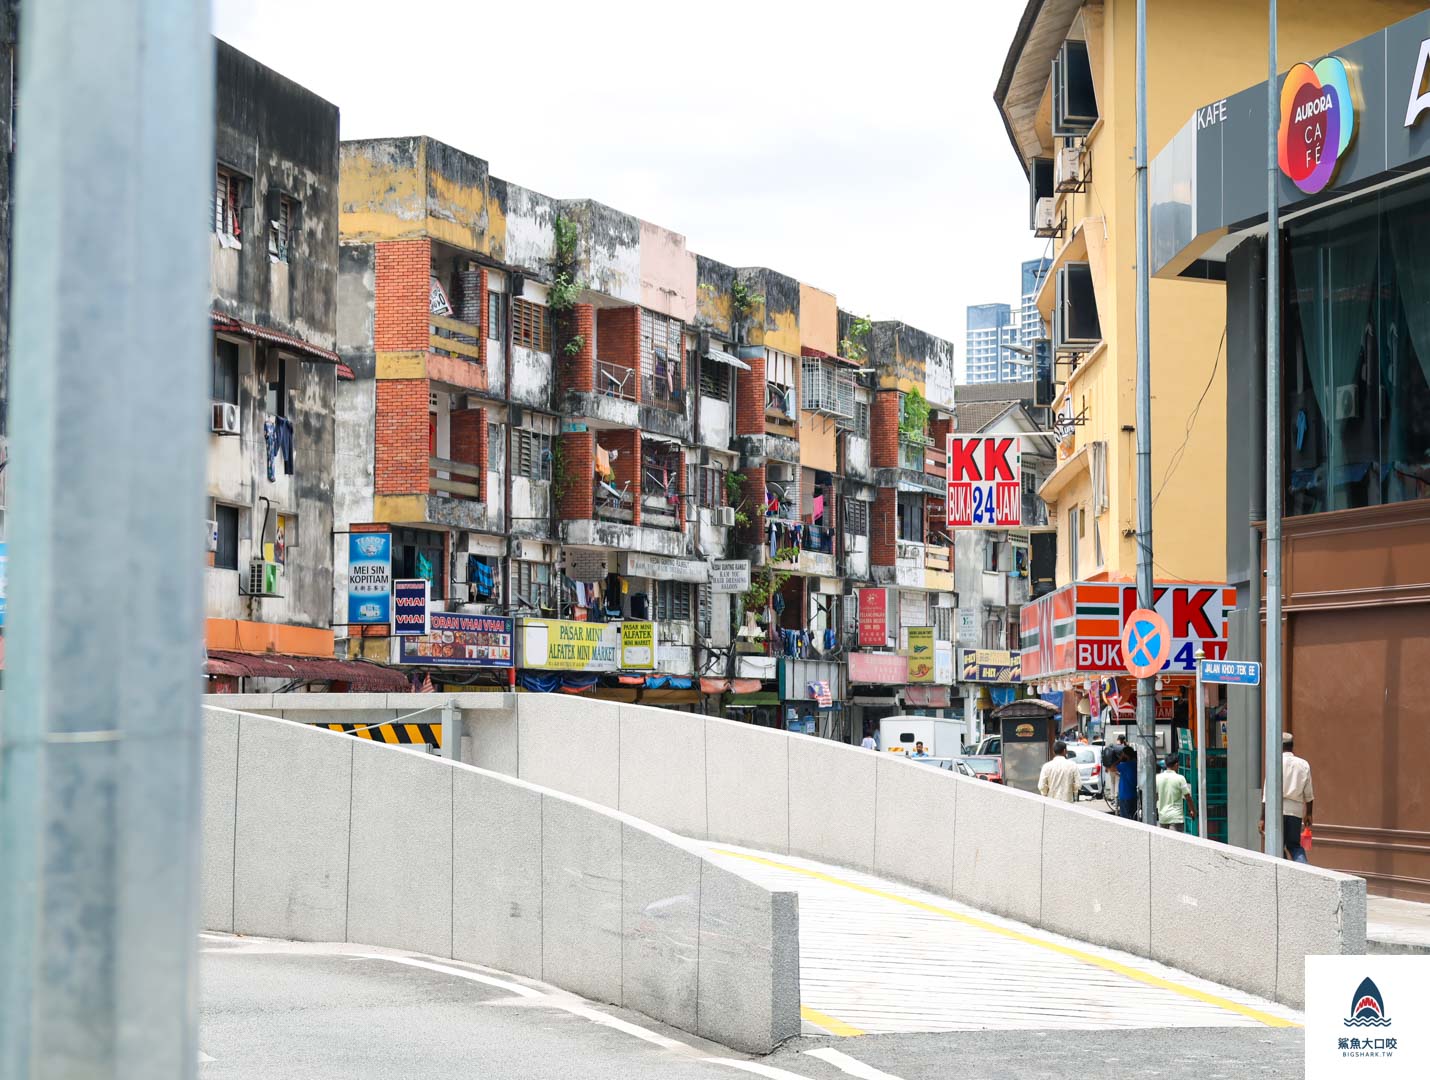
[741,546,800,621]
[899,386,930,444]
[841,314,872,363]
[730,278,763,344]
[549,435,568,501]
[563,334,585,357]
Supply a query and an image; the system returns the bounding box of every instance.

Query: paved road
[703,845,1301,1036]
[199,936,1303,1080]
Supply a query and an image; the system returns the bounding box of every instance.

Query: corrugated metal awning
[705,347,750,371]
[206,649,409,692]
[212,311,341,364]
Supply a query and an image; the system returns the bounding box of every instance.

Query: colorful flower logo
[1278,57,1355,194]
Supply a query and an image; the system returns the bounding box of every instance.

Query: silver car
[1069,745,1103,797]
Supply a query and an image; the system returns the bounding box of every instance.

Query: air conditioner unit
[1033,197,1060,237]
[206,519,219,553]
[210,401,240,436]
[714,505,737,527]
[1054,144,1087,193]
[247,559,281,597]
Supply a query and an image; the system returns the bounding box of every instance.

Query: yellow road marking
[800,1005,865,1038]
[714,849,1300,1030]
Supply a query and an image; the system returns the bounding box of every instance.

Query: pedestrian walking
[1155,754,1196,832]
[1038,741,1080,803]
[1260,732,1314,862]
[860,730,877,751]
[1101,736,1125,798]
[1116,745,1139,819]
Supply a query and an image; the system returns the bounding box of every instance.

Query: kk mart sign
[946,435,1022,528]
[1020,582,1234,680]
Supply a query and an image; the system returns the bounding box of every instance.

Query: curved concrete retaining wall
[200,708,800,1054]
[208,693,1366,1008]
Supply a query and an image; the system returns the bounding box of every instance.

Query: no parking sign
[1121,608,1172,678]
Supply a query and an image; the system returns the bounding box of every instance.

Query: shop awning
[700,676,763,694]
[640,688,700,705]
[205,650,409,692]
[705,346,750,371]
[726,692,779,706]
[212,311,341,364]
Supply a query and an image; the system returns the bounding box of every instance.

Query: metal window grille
[215,166,244,238]
[486,291,507,342]
[516,429,552,482]
[697,584,711,640]
[512,298,550,353]
[515,560,554,611]
[801,358,855,418]
[641,311,683,408]
[842,498,869,536]
[699,361,730,402]
[656,580,692,624]
[933,606,953,642]
[267,196,293,262]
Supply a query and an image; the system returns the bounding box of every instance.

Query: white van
[879,716,962,758]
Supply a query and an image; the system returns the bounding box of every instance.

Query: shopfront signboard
[398,612,513,668]
[1021,581,1234,680]
[960,648,1022,684]
[935,641,955,685]
[520,618,621,671]
[391,579,430,637]
[857,587,888,647]
[623,552,709,583]
[346,532,391,625]
[848,651,908,685]
[711,559,751,593]
[620,621,656,670]
[946,435,1022,528]
[1200,659,1262,685]
[905,626,935,683]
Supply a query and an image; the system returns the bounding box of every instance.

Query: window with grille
[843,498,869,536]
[215,165,247,242]
[641,311,684,407]
[699,361,730,402]
[514,560,554,611]
[692,464,726,509]
[801,357,855,417]
[487,290,508,342]
[656,580,692,624]
[842,400,870,436]
[267,193,296,262]
[933,606,954,642]
[516,429,552,482]
[512,298,550,353]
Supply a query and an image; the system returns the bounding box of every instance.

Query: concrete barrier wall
[210,694,1368,1008]
[201,708,799,1054]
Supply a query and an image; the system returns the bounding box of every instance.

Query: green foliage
[724,471,746,499]
[563,333,585,357]
[733,508,750,527]
[899,386,931,444]
[730,278,763,318]
[840,315,872,363]
[741,546,800,617]
[549,215,583,314]
[549,435,568,501]
[549,272,580,313]
[554,215,579,263]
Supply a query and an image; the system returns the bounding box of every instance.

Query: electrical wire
[1152,325,1225,510]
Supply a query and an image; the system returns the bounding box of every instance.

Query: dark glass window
[213,339,240,405]
[214,505,239,571]
[1283,183,1430,515]
[393,527,445,600]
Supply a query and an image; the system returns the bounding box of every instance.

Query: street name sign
[1199,659,1262,685]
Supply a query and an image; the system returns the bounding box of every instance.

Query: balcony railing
[899,440,926,473]
[765,382,794,420]
[802,523,834,554]
[429,313,484,363]
[595,478,635,522]
[429,456,482,501]
[642,367,683,413]
[596,359,637,402]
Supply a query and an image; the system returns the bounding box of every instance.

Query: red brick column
[559,431,595,520]
[595,306,641,401]
[738,464,766,545]
[450,407,487,501]
[375,379,431,496]
[871,390,901,468]
[735,348,766,436]
[375,239,432,352]
[871,486,898,567]
[477,267,490,364]
[676,449,687,530]
[563,303,596,395]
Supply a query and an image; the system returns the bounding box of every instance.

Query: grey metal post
[442,700,460,762]
[1194,649,1207,833]
[1133,0,1158,814]
[0,2,213,1078]
[1264,0,1284,859]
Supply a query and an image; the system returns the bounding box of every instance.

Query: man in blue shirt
[1116,745,1139,819]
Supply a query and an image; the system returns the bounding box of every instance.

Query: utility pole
[1133,0,1158,815]
[1263,0,1284,859]
[0,2,213,1078]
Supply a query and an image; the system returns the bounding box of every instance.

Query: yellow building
[995,0,1422,586]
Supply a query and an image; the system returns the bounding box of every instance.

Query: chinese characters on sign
[347,532,392,625]
[857,587,887,647]
[946,435,1022,528]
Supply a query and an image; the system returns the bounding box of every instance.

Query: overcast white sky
[212,0,1045,377]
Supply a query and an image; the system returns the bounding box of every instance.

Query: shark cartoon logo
[1279,57,1356,194]
[1344,976,1392,1028]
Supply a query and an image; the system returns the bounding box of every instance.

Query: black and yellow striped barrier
[324,722,441,747]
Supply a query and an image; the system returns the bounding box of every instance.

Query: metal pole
[0,2,213,1078]
[1195,649,1207,833]
[1133,0,1158,816]
[1264,0,1284,860]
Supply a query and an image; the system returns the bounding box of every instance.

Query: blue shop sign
[347,532,391,624]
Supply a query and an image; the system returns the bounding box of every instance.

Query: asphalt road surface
[199,936,1303,1080]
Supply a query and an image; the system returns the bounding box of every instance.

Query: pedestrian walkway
[1368,894,1430,954]
[703,846,1304,1036]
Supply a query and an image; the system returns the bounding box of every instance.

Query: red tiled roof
[205,649,409,692]
[211,312,341,364]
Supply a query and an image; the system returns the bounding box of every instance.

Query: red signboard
[857,587,887,647]
[946,435,1022,528]
[848,651,909,685]
[1021,582,1234,680]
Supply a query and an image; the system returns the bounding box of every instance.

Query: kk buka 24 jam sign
[946,436,1022,528]
[1279,56,1356,194]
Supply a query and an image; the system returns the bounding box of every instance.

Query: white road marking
[704,1059,818,1079]
[562,1004,691,1051]
[805,1047,907,1080]
[353,954,544,998]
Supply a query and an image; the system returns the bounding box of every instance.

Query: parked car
[909,756,965,774]
[975,736,1001,756]
[959,755,1004,783]
[1070,745,1103,797]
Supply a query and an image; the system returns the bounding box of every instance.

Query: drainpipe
[503,277,514,613]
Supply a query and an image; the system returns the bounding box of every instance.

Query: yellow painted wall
[1038,0,1422,587]
[799,413,839,472]
[799,283,838,356]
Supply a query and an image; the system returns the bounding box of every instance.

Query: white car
[1069,745,1103,797]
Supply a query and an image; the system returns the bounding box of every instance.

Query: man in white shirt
[861,731,877,751]
[1038,741,1080,803]
[1260,732,1314,862]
